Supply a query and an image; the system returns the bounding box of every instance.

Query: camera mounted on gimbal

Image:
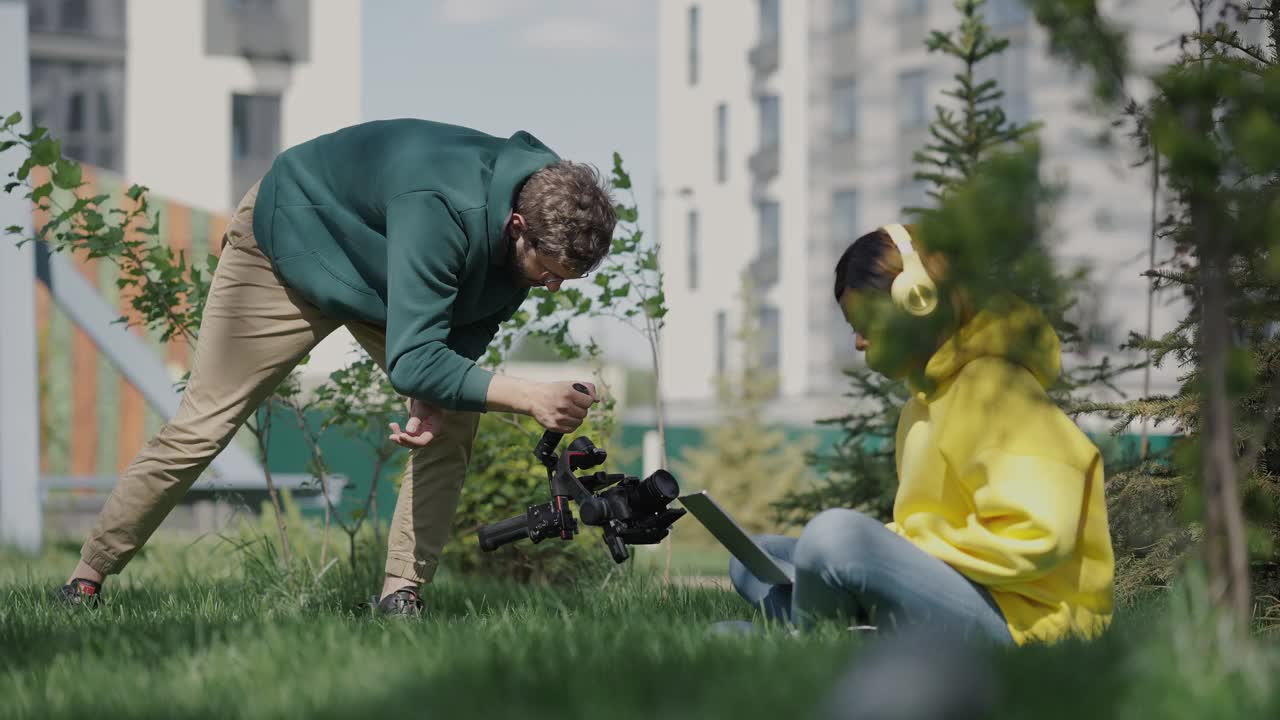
[476,384,686,563]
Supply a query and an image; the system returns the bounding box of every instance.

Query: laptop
[678,491,796,585]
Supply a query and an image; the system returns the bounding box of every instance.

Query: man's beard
[506,239,539,288]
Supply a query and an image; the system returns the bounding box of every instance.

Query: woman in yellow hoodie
[723,223,1115,646]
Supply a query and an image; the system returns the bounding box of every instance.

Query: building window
[29,0,50,30]
[899,0,929,49]
[833,0,858,31]
[977,41,1031,126]
[831,77,857,140]
[67,92,85,132]
[687,210,700,291]
[759,94,780,150]
[96,146,115,170]
[898,70,928,130]
[715,103,728,183]
[983,0,1029,29]
[759,201,780,263]
[59,0,89,32]
[206,0,310,62]
[715,311,728,376]
[759,0,780,44]
[97,91,113,133]
[231,93,282,204]
[759,305,780,371]
[688,5,700,85]
[831,190,859,247]
[899,177,930,211]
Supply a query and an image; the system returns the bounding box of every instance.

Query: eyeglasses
[527,239,590,284]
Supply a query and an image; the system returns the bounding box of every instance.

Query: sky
[360,0,659,365]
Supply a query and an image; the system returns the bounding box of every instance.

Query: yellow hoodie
[885,297,1115,645]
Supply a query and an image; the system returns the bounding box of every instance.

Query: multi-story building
[654,0,1236,431]
[27,0,362,213]
[25,0,364,391]
[26,0,128,174]
[9,0,363,540]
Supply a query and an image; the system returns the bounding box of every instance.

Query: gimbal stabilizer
[476,384,686,563]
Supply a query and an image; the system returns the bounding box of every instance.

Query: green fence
[258,408,1179,524]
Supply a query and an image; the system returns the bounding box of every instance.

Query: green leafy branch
[1,112,216,345]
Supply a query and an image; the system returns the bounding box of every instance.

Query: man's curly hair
[515,161,617,275]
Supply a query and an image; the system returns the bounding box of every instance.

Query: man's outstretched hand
[388,398,443,448]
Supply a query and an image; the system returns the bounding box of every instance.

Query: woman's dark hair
[833,225,973,326]
[833,228,903,301]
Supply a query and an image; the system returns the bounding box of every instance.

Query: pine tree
[676,272,814,541]
[1050,1,1280,624]
[912,0,1042,204]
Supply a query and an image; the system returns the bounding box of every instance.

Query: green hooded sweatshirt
[251,119,559,412]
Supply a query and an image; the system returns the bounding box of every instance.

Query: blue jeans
[729,509,1014,645]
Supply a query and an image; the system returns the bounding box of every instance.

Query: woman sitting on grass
[723,223,1115,646]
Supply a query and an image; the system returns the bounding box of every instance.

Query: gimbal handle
[532,382,593,469]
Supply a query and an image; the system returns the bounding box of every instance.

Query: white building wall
[657,0,757,406]
[658,0,815,420]
[772,0,812,400]
[124,0,362,214]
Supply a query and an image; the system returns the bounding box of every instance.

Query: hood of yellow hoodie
[914,296,1062,394]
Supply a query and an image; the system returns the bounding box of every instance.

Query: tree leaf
[2,112,20,129]
[30,137,60,166]
[51,158,82,190]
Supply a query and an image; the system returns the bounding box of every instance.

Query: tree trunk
[254,406,293,570]
[647,318,674,586]
[1141,152,1160,460]
[1196,199,1251,628]
[648,324,670,468]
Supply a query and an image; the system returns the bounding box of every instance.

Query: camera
[476,386,686,563]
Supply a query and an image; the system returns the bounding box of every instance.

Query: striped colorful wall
[30,164,230,477]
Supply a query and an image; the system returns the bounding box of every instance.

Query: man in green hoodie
[56,119,617,614]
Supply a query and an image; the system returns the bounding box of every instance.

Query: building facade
[27,0,362,214]
[655,0,1236,431]
[26,0,365,395]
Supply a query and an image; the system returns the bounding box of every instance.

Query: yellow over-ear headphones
[882,223,938,317]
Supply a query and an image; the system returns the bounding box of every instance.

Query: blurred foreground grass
[1,531,1278,720]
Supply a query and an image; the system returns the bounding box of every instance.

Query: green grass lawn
[2,532,1279,720]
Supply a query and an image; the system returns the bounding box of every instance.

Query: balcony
[749,251,779,291]
[205,0,311,63]
[748,38,779,80]
[749,144,780,183]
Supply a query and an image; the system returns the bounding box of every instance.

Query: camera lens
[630,469,679,514]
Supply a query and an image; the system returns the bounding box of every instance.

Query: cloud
[435,0,534,25]
[518,16,643,52]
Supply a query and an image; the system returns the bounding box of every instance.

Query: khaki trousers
[80,181,479,584]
